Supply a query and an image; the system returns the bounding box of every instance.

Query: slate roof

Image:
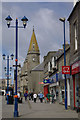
[31,62,44,71]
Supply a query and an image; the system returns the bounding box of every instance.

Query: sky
[1,2,74,79]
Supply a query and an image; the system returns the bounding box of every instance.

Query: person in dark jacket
[24,91,28,101]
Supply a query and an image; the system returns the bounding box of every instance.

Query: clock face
[33,57,35,61]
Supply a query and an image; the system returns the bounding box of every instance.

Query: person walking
[31,92,33,101]
[24,91,28,101]
[52,93,55,103]
[33,93,37,103]
[39,92,44,103]
[46,93,51,103]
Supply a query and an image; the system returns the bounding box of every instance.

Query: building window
[52,57,54,68]
[74,21,78,50]
[48,62,50,72]
[54,57,56,66]
[52,57,57,68]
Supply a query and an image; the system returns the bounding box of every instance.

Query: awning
[49,82,59,87]
[50,73,58,83]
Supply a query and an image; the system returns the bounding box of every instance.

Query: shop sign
[71,61,80,75]
[43,79,51,84]
[62,66,70,74]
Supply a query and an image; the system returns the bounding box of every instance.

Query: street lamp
[5,15,28,117]
[59,17,67,110]
[5,15,12,28]
[21,16,28,28]
[2,54,14,104]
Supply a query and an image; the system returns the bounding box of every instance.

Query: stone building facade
[20,28,40,94]
[68,1,80,109]
[57,44,70,106]
[43,51,57,97]
[31,62,44,93]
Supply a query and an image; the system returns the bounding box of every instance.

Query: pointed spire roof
[28,26,40,55]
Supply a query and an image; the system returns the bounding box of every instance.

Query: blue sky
[2,2,73,79]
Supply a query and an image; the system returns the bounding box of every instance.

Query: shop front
[44,83,49,97]
[71,60,80,109]
[49,73,59,101]
[58,72,70,106]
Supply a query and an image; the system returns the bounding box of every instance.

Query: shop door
[44,86,48,97]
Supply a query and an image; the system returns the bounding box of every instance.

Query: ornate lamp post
[2,54,14,104]
[59,17,67,110]
[5,15,28,117]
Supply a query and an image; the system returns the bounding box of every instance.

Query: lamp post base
[7,95,9,104]
[14,97,19,117]
[14,111,19,117]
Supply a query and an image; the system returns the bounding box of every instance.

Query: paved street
[2,96,79,119]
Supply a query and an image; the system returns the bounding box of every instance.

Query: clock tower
[27,27,40,92]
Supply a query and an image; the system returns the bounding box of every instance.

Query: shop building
[43,49,63,98]
[68,1,80,109]
[57,44,70,106]
[49,73,59,101]
[43,51,57,96]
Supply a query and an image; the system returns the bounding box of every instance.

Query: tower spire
[28,27,40,55]
[33,26,34,32]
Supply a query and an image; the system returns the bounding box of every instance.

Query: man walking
[39,92,44,103]
[24,91,28,101]
[33,93,37,103]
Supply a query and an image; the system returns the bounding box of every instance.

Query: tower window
[33,43,35,50]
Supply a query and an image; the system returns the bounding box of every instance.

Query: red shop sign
[71,61,80,75]
[62,66,70,74]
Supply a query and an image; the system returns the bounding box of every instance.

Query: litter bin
[8,90,14,104]
[8,95,14,104]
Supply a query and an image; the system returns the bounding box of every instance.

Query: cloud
[31,8,68,56]
[2,2,71,67]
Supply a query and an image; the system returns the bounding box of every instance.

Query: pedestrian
[17,91,20,102]
[28,92,31,100]
[31,92,33,100]
[33,93,37,103]
[46,93,51,103]
[38,92,40,101]
[49,91,52,104]
[39,92,44,103]
[24,91,28,101]
[52,93,55,103]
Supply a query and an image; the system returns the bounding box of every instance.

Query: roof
[28,27,40,54]
[31,62,44,71]
[54,49,63,58]
[68,1,80,21]
[57,46,70,60]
